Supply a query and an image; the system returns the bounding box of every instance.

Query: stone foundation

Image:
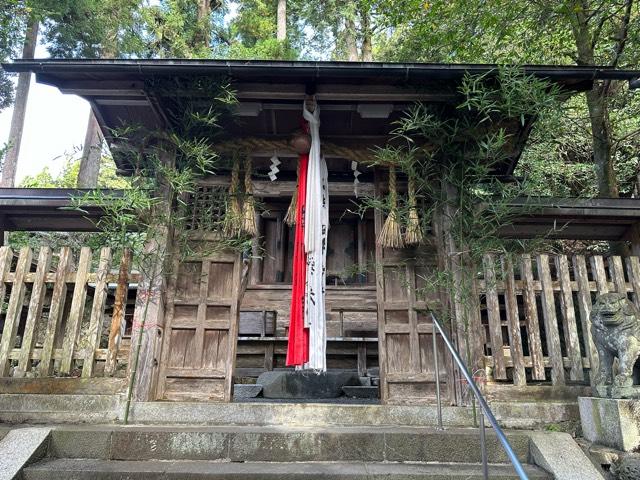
[579,397,640,451]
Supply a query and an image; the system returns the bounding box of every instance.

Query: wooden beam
[58,80,145,96]
[94,98,150,107]
[234,83,459,102]
[199,177,374,198]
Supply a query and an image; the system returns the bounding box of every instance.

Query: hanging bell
[290,129,312,154]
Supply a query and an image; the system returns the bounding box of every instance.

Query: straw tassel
[405,175,423,245]
[241,156,259,237]
[285,160,300,226]
[224,156,242,236]
[377,166,405,249]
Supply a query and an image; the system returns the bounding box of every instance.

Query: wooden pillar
[249,214,263,284]
[433,179,484,405]
[357,219,366,283]
[127,148,174,402]
[275,212,286,282]
[626,222,640,257]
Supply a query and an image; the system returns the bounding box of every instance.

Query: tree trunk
[344,17,359,61]
[277,0,286,41]
[194,0,212,50]
[360,7,373,61]
[1,21,38,188]
[569,4,619,197]
[586,86,618,196]
[77,111,103,188]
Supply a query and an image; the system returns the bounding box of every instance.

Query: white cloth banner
[303,102,328,372]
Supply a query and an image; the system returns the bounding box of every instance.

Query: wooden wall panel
[374,170,450,405]
[157,250,242,402]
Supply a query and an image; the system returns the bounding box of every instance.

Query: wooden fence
[0,246,139,379]
[476,253,640,388]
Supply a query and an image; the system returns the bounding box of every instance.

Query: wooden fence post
[38,247,71,376]
[14,247,52,377]
[82,247,113,377]
[105,249,132,376]
[0,247,32,376]
[59,247,92,375]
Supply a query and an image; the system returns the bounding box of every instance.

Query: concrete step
[48,426,532,464]
[23,458,551,480]
[0,394,578,430]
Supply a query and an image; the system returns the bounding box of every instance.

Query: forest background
[0,0,639,248]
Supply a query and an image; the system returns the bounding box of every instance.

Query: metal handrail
[429,311,529,480]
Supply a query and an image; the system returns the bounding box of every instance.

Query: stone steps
[46,426,532,464]
[23,458,551,480]
[0,394,578,430]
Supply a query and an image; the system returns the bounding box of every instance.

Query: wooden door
[156,250,242,402]
[374,174,453,404]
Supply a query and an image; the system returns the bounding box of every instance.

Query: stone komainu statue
[590,293,640,396]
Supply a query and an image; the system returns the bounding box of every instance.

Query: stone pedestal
[579,397,640,451]
[257,371,360,399]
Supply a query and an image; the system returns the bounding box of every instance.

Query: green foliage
[19,154,130,189]
[359,68,562,308]
[141,0,225,58]
[8,155,131,251]
[64,76,251,260]
[41,0,146,58]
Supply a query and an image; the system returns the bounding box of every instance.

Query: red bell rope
[286,153,310,366]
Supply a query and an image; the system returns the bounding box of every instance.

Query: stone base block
[579,396,640,451]
[233,384,263,399]
[342,386,379,399]
[257,371,360,399]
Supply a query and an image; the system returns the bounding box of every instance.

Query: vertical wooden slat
[82,247,113,377]
[502,257,525,386]
[0,247,14,369]
[39,247,71,376]
[249,215,263,285]
[627,256,640,309]
[591,256,609,295]
[264,342,274,371]
[59,247,92,375]
[373,169,389,403]
[275,213,286,282]
[357,219,366,284]
[537,254,565,386]
[224,254,243,402]
[14,247,52,377]
[466,261,485,374]
[0,247,32,376]
[357,343,367,377]
[574,255,597,385]
[407,262,421,373]
[105,249,132,376]
[0,247,13,326]
[521,255,545,380]
[154,254,180,401]
[609,256,627,294]
[555,255,583,381]
[195,260,210,369]
[483,254,506,380]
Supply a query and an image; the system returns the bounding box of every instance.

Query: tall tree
[1,19,38,187]
[564,0,636,197]
[277,0,286,41]
[41,0,146,187]
[0,1,30,112]
[144,0,222,58]
[378,0,640,197]
[293,1,381,61]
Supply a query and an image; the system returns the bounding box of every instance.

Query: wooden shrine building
[1,59,640,409]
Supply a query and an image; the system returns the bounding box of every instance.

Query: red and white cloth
[286,103,328,372]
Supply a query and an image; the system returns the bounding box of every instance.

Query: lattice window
[183,185,228,231]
